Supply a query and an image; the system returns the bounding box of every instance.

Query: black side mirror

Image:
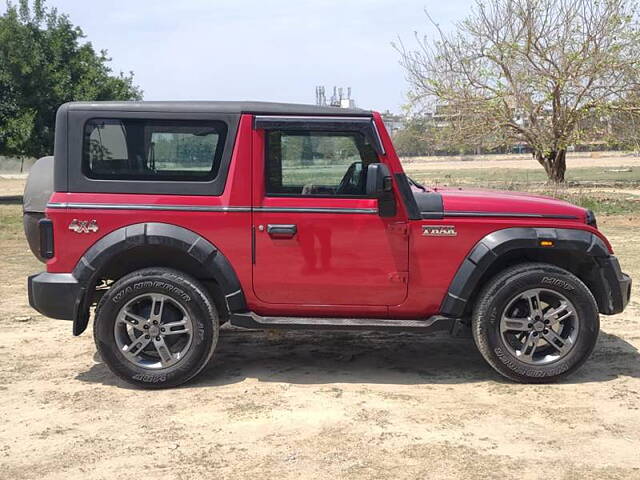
[366,163,396,217]
[366,163,393,197]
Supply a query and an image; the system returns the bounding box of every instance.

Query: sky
[3,0,474,113]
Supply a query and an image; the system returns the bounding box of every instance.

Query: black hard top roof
[61,101,371,116]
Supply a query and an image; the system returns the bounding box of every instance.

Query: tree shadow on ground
[77,327,640,390]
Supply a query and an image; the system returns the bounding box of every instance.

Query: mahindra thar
[23,101,631,388]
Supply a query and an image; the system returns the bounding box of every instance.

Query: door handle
[267,224,297,239]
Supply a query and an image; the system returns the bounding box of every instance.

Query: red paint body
[45,112,609,319]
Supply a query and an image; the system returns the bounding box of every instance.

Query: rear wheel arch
[72,222,246,335]
[440,227,611,318]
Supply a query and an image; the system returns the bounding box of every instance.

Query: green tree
[392,116,437,157]
[397,0,640,183]
[0,0,142,158]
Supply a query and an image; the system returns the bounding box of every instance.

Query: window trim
[81,117,228,182]
[264,129,378,199]
[254,115,385,155]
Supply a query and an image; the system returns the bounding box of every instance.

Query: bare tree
[396,0,640,183]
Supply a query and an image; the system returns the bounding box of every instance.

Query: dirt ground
[1,194,640,478]
[0,174,27,197]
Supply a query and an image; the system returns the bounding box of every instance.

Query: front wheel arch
[439,227,611,318]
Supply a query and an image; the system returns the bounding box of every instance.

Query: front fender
[439,227,615,317]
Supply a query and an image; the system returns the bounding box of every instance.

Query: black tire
[94,268,218,389]
[472,262,599,383]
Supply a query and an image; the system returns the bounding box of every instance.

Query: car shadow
[76,327,640,389]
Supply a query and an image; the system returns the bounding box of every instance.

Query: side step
[229,312,456,333]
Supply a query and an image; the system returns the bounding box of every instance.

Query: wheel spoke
[519,332,540,360]
[150,295,166,322]
[543,301,573,326]
[153,336,173,366]
[123,335,152,358]
[161,318,190,336]
[526,291,543,319]
[120,311,148,331]
[501,316,531,332]
[542,329,571,354]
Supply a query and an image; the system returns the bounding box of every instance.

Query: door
[251,119,409,306]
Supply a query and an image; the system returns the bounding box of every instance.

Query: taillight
[38,218,54,259]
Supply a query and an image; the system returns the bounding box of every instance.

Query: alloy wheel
[113,293,194,369]
[500,288,579,365]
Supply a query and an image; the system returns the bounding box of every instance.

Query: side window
[83,119,227,181]
[266,131,378,196]
[87,121,128,162]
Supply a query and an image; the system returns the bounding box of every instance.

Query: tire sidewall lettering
[112,280,192,304]
[132,373,167,383]
[540,276,575,291]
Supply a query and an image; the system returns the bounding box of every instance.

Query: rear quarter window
[82,119,227,181]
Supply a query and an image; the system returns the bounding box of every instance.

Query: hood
[432,186,587,220]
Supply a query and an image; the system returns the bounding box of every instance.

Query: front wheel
[94,268,218,388]
[472,263,599,383]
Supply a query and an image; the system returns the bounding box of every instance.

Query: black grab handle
[267,224,297,239]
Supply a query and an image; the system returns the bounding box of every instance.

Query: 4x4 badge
[69,219,99,234]
[423,225,457,237]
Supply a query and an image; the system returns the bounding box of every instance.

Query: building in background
[315,86,356,109]
[313,87,405,135]
[380,110,405,136]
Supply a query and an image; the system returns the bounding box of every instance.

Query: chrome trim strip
[46,202,251,212]
[254,206,378,214]
[443,211,579,220]
[46,202,379,215]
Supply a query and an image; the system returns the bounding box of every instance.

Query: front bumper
[28,272,82,320]
[597,256,632,315]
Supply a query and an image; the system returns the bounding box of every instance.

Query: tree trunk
[534,149,567,183]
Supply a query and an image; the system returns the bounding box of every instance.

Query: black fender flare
[71,222,247,335]
[439,227,610,317]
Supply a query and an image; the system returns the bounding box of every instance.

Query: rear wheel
[94,268,218,388]
[472,263,599,383]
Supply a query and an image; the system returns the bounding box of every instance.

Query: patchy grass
[403,165,640,216]
[404,165,640,188]
[546,190,640,215]
[0,205,22,241]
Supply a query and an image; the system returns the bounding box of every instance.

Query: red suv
[23,101,631,388]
